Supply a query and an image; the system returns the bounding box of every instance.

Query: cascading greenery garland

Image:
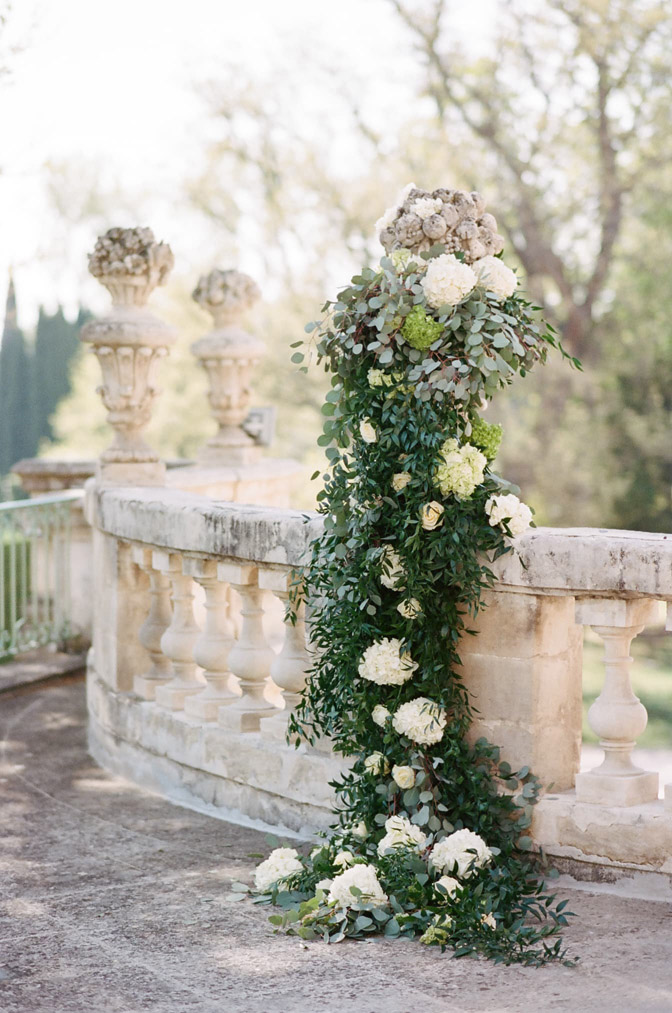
[253,188,580,966]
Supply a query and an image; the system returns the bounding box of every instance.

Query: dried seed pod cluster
[88,227,174,283]
[378,187,505,263]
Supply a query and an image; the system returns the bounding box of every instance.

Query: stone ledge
[533,791,672,878]
[87,670,347,834]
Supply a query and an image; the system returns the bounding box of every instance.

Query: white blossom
[391,764,415,789]
[358,638,418,686]
[315,878,333,891]
[485,493,532,537]
[392,697,447,745]
[254,847,303,892]
[397,598,422,620]
[421,254,476,309]
[333,850,356,868]
[473,256,517,300]
[392,471,412,492]
[372,704,391,727]
[360,419,378,444]
[435,875,460,899]
[377,814,427,856]
[363,752,389,775]
[379,546,405,590]
[421,501,445,530]
[429,829,492,878]
[328,864,388,908]
[435,439,487,500]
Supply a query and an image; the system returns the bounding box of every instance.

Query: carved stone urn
[191,269,264,466]
[81,227,177,485]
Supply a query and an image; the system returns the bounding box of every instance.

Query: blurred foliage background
[2,0,672,528]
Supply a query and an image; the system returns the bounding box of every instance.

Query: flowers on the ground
[360,418,378,443]
[435,876,460,899]
[328,863,389,908]
[377,814,427,856]
[473,255,517,300]
[485,493,532,536]
[359,639,418,686]
[429,829,492,878]
[397,597,422,619]
[254,848,303,892]
[435,439,487,499]
[372,704,390,727]
[401,305,443,350]
[421,501,445,530]
[363,752,390,775]
[379,546,405,589]
[421,253,477,309]
[392,697,447,745]
[392,471,412,492]
[391,764,415,789]
[470,417,503,461]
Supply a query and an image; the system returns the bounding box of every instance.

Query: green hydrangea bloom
[470,417,503,462]
[401,305,443,350]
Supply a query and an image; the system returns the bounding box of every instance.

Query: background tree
[0,275,38,475]
[33,305,89,443]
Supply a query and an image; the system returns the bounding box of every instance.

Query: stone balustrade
[85,483,672,882]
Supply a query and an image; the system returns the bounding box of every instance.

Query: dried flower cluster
[88,227,174,283]
[378,186,505,263]
[192,268,260,318]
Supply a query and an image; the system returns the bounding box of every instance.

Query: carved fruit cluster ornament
[376,184,505,263]
[191,268,265,465]
[81,227,176,482]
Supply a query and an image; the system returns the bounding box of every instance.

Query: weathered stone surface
[2,679,672,1013]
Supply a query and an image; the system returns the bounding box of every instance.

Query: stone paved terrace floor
[1,677,672,1013]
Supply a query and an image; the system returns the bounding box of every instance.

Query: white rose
[421,501,445,530]
[435,875,460,899]
[473,255,517,300]
[392,471,411,492]
[351,821,369,840]
[392,764,415,789]
[379,546,405,590]
[481,912,497,929]
[333,850,356,868]
[397,598,422,620]
[363,751,389,775]
[360,418,378,444]
[372,704,390,727]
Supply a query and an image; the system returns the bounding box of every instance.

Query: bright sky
[1,0,495,330]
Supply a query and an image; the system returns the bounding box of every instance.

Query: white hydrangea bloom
[421,254,477,309]
[392,471,411,492]
[391,764,415,789]
[254,847,303,892]
[435,439,487,499]
[411,196,443,220]
[328,863,389,908]
[372,704,391,727]
[379,546,405,590]
[358,638,418,686]
[485,493,532,536]
[363,752,389,775]
[392,697,447,745]
[435,875,460,899]
[360,418,378,443]
[397,598,422,620]
[429,829,492,878]
[473,255,517,300]
[377,814,427,856]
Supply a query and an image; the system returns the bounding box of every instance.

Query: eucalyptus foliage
[261,243,577,965]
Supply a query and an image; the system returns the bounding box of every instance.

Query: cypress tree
[33,305,85,443]
[0,275,38,476]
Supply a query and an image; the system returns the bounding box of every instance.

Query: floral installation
[255,182,580,965]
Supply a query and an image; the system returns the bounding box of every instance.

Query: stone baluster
[191,269,264,466]
[132,546,173,701]
[258,568,310,739]
[575,597,659,806]
[217,563,278,731]
[664,605,672,812]
[153,551,205,710]
[182,558,240,721]
[81,227,176,486]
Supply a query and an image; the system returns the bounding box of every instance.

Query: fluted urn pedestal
[81,228,176,487]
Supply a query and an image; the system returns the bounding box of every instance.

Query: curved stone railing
[85,482,672,879]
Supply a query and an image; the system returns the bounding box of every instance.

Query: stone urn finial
[191,269,265,466]
[81,226,177,486]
